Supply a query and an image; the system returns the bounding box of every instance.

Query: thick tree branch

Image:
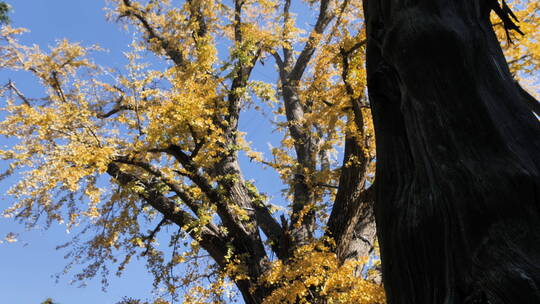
[162,145,270,267]
[226,0,262,135]
[282,0,293,65]
[288,0,334,82]
[252,203,286,258]
[187,0,208,38]
[325,124,372,262]
[191,0,285,267]
[187,124,205,157]
[243,181,286,259]
[6,80,31,106]
[96,97,133,118]
[106,163,228,266]
[325,45,376,262]
[112,156,223,236]
[277,0,338,245]
[271,51,286,80]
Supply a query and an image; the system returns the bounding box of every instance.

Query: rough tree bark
[363,0,540,303]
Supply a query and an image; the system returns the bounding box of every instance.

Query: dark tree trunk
[363,0,540,303]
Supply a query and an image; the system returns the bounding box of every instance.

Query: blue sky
[0,1,297,303]
[0,2,156,304]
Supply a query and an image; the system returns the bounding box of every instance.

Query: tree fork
[363,0,540,303]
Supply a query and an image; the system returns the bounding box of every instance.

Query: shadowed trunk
[326,134,375,262]
[363,0,540,303]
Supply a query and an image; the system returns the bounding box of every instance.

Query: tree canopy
[0,0,538,303]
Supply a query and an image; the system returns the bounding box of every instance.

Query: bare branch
[185,124,205,157]
[317,182,339,189]
[50,71,67,103]
[96,97,133,118]
[6,81,31,106]
[271,51,286,78]
[141,217,168,256]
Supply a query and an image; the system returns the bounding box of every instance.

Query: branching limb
[50,71,67,103]
[324,45,377,261]
[288,0,334,82]
[106,163,228,266]
[187,0,208,39]
[120,0,185,66]
[277,0,338,247]
[271,51,286,79]
[6,80,31,106]
[96,97,133,118]
[154,146,269,255]
[282,0,293,65]
[141,217,168,256]
[187,124,205,157]
[226,0,262,134]
[113,156,223,236]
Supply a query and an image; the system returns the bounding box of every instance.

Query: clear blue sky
[0,1,293,303]
[0,2,155,303]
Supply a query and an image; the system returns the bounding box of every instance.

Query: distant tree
[0,2,9,25]
[115,297,169,304]
[115,297,147,304]
[40,298,56,304]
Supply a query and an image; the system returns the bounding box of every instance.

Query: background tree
[0,2,10,25]
[362,0,540,303]
[0,0,537,303]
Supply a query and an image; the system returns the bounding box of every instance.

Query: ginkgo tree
[363,0,540,303]
[0,0,537,303]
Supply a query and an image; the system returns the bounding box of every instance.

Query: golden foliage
[492,0,540,76]
[261,241,385,304]
[0,0,537,303]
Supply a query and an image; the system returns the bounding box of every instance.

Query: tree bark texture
[363,0,540,303]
